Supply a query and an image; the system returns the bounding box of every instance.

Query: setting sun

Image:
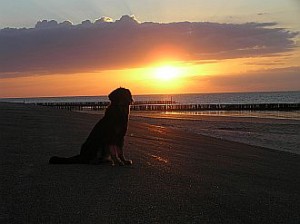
[154,66,181,81]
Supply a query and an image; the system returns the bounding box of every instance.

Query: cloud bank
[0,15,298,78]
[192,66,300,92]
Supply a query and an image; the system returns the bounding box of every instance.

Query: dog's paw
[112,161,125,166]
[123,160,133,165]
[111,157,125,166]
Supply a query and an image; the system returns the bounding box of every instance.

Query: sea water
[1,91,299,104]
[1,91,299,120]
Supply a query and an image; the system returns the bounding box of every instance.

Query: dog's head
[108,87,133,106]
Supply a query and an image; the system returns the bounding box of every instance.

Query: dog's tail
[49,155,87,164]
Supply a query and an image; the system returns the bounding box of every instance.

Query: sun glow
[154,66,181,81]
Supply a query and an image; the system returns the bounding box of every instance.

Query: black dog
[49,87,133,166]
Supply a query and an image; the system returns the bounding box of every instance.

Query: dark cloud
[0,15,298,78]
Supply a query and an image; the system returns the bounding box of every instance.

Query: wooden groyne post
[36,101,300,111]
[130,103,300,111]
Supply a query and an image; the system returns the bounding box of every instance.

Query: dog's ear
[108,89,119,102]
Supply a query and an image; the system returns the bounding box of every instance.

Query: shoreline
[77,109,300,121]
[76,110,300,155]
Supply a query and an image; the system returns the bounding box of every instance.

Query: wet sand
[129,111,300,155]
[1,103,300,223]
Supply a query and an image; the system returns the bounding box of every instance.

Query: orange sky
[1,53,299,98]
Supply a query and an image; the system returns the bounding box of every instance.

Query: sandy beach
[1,103,300,223]
[79,110,300,155]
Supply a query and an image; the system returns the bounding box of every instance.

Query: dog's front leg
[109,145,124,166]
[117,147,133,165]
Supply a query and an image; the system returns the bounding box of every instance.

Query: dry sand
[1,103,300,223]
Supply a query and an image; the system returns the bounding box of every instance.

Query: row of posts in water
[35,101,300,111]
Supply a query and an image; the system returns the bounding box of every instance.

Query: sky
[0,0,299,97]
